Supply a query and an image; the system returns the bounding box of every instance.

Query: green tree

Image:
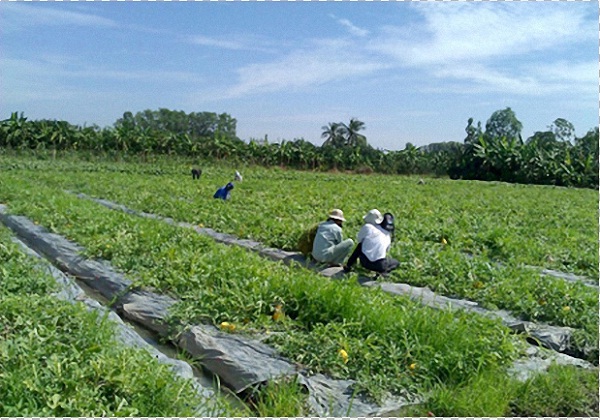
[549,118,575,143]
[0,112,32,149]
[321,122,344,148]
[464,117,482,145]
[485,107,523,143]
[339,118,367,148]
[572,127,599,187]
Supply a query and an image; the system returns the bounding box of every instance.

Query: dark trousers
[346,243,399,274]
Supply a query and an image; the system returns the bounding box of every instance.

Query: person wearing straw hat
[344,209,399,275]
[311,209,355,267]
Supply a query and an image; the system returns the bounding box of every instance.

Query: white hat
[328,209,346,222]
[363,209,383,225]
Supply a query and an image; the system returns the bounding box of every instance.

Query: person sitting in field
[234,170,243,182]
[311,209,354,267]
[344,209,399,275]
[213,182,234,200]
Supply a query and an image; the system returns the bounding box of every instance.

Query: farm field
[0,153,598,416]
[0,224,240,417]
[2,155,597,350]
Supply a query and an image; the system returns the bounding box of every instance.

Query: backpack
[297,224,319,256]
[380,213,395,239]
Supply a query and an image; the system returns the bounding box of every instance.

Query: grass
[507,364,599,416]
[0,175,521,404]
[399,364,599,417]
[0,153,597,416]
[1,153,596,278]
[1,165,597,362]
[247,377,309,417]
[0,225,241,417]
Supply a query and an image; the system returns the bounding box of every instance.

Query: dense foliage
[449,109,599,189]
[1,108,597,188]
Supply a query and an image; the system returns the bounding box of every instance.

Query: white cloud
[189,36,247,50]
[221,40,388,98]
[3,56,198,82]
[539,61,599,86]
[366,3,595,96]
[330,14,369,37]
[433,65,546,95]
[187,34,278,54]
[0,56,200,107]
[425,58,597,97]
[217,4,595,101]
[373,3,590,65]
[0,4,117,31]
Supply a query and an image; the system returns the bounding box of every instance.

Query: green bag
[297,224,319,256]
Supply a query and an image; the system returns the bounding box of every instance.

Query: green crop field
[0,153,598,417]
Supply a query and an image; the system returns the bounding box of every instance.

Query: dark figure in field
[344,209,399,275]
[191,168,202,179]
[213,182,234,200]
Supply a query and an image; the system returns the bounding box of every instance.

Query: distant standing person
[191,167,202,180]
[214,182,234,200]
[344,209,399,275]
[311,209,354,267]
[234,170,243,182]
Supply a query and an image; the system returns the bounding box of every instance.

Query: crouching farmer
[214,182,234,200]
[344,209,399,275]
[311,209,354,267]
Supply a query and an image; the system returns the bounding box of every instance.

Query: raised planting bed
[70,191,597,362]
[0,225,236,417]
[3,155,594,279]
[0,155,598,416]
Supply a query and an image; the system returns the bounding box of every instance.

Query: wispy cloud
[218,4,594,101]
[189,35,248,51]
[539,61,598,86]
[4,56,198,82]
[373,3,589,65]
[330,14,369,37]
[187,34,278,54]
[368,3,595,95]
[0,4,117,31]
[432,64,545,95]
[220,39,388,99]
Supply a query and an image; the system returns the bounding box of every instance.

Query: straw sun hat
[328,209,346,222]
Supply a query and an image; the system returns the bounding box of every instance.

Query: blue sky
[1,1,597,151]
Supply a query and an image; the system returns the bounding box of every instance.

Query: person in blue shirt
[214,182,234,200]
[311,209,354,266]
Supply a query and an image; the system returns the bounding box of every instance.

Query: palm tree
[321,122,344,148]
[339,118,367,147]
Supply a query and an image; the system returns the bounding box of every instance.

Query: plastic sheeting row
[7,235,220,416]
[0,205,418,417]
[73,192,596,363]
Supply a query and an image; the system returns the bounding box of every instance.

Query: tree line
[0,107,597,189]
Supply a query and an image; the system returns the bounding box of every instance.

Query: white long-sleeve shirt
[356,223,391,262]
